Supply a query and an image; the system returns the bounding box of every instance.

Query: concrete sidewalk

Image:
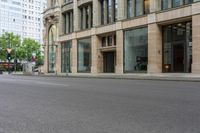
[10,72,200,82]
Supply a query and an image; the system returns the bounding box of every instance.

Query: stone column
[47,0,51,8]
[180,0,184,5]
[103,0,108,24]
[44,44,48,73]
[115,30,124,74]
[93,0,101,26]
[150,0,161,12]
[74,0,80,31]
[43,23,49,74]
[56,43,61,74]
[168,0,172,8]
[91,35,102,74]
[59,13,65,35]
[71,39,77,74]
[192,14,200,74]
[118,0,126,20]
[148,23,162,73]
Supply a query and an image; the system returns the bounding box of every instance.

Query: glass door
[163,22,192,73]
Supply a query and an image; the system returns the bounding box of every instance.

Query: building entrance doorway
[173,43,184,72]
[163,22,192,73]
[103,52,115,73]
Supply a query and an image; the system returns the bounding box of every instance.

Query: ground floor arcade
[44,15,200,75]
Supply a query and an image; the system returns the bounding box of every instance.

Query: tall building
[0,0,47,44]
[43,0,200,74]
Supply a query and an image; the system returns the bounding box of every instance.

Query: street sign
[7,48,12,53]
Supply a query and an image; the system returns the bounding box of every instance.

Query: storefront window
[61,41,72,73]
[124,27,148,73]
[78,38,91,72]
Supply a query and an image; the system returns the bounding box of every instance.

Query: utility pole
[14,48,17,73]
[7,34,11,74]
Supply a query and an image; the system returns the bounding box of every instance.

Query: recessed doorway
[173,43,184,72]
[163,22,192,73]
[103,52,115,73]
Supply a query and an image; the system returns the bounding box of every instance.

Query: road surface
[0,75,200,133]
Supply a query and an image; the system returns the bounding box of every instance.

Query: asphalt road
[0,75,200,133]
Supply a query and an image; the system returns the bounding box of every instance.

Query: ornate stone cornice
[43,6,61,19]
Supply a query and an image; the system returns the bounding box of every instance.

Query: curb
[11,73,200,82]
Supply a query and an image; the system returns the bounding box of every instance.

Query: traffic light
[14,59,17,64]
[7,53,11,61]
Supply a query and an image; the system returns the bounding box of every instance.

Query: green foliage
[0,32,43,67]
[0,32,21,61]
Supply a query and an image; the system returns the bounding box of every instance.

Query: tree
[0,32,21,61]
[18,38,43,66]
[0,33,43,67]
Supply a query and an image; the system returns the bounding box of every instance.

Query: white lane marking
[34,81,70,87]
[0,78,70,87]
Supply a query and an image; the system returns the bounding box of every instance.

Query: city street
[0,75,200,133]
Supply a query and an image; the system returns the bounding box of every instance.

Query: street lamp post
[14,47,17,73]
[7,34,11,74]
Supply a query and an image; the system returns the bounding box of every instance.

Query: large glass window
[127,0,149,18]
[162,0,193,10]
[161,0,169,10]
[80,3,93,30]
[124,27,148,73]
[135,0,143,16]
[101,35,116,47]
[48,25,57,73]
[78,38,91,72]
[61,41,72,73]
[163,22,192,73]
[127,0,134,18]
[63,11,73,34]
[100,0,118,25]
[172,0,182,7]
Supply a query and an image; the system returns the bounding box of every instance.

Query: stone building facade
[43,0,200,75]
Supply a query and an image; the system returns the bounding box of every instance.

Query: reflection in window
[100,0,118,25]
[61,41,72,73]
[80,3,93,30]
[127,0,134,18]
[78,38,91,72]
[101,35,116,47]
[173,0,181,7]
[48,25,57,73]
[127,0,149,18]
[163,22,192,73]
[162,0,193,10]
[124,27,148,73]
[161,0,169,10]
[63,11,73,34]
[102,37,106,47]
